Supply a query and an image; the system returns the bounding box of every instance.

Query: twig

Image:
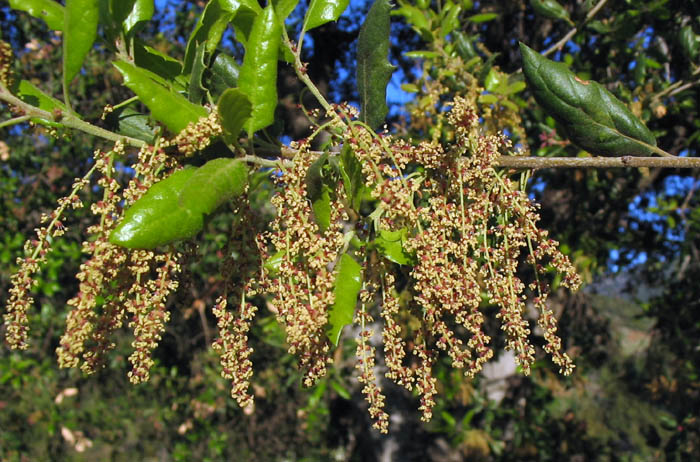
[542,0,609,57]
[495,155,700,169]
[0,86,146,148]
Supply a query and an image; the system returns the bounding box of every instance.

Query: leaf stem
[0,115,31,129]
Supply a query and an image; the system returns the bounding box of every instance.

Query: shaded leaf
[218,88,252,144]
[306,153,334,232]
[338,145,365,211]
[16,80,69,114]
[209,52,240,94]
[63,0,99,97]
[114,60,207,133]
[520,42,657,156]
[105,106,156,143]
[133,41,183,84]
[9,0,64,30]
[356,0,396,130]
[374,228,414,265]
[304,0,350,32]
[188,41,208,104]
[183,0,239,74]
[328,253,363,345]
[239,4,282,135]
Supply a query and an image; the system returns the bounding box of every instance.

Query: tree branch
[0,86,146,148]
[495,155,700,169]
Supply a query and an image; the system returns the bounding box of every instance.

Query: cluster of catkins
[3,99,580,433]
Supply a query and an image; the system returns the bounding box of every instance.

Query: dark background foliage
[1,0,699,460]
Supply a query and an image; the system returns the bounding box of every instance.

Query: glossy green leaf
[304,0,350,32]
[123,0,154,34]
[374,228,414,265]
[520,43,657,157]
[328,253,363,345]
[218,88,252,144]
[110,168,199,249]
[530,0,574,26]
[357,0,396,130]
[239,4,282,135]
[111,159,249,249]
[9,0,64,30]
[63,0,99,95]
[114,60,208,133]
[178,158,249,215]
[184,0,239,74]
[272,0,300,21]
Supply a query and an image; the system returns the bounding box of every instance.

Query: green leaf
[188,41,208,104]
[328,253,363,345]
[392,4,429,32]
[105,106,156,143]
[520,43,657,157]
[111,159,249,249]
[217,88,252,144]
[530,0,574,26]
[263,250,286,276]
[679,25,700,61]
[440,2,462,38]
[374,228,414,265]
[133,41,184,84]
[231,0,264,48]
[210,52,240,91]
[239,4,282,135]
[338,145,366,211]
[123,0,154,35]
[272,0,300,21]
[403,50,439,59]
[467,12,498,23]
[183,0,239,75]
[16,80,69,114]
[114,60,208,133]
[178,158,249,214]
[356,0,396,130]
[9,0,64,30]
[63,0,99,95]
[110,168,200,249]
[304,0,350,32]
[306,153,334,232]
